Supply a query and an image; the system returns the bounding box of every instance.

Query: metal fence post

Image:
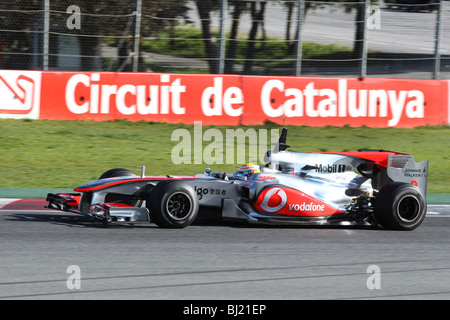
[133,0,142,72]
[43,0,49,71]
[218,0,227,74]
[433,1,443,79]
[360,0,369,78]
[294,0,305,76]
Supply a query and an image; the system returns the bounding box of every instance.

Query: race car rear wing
[386,154,429,195]
[369,154,428,195]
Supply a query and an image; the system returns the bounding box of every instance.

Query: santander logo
[259,187,287,213]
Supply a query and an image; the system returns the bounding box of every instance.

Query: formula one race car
[46,128,429,230]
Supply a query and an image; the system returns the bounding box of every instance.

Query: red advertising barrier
[1,70,449,127]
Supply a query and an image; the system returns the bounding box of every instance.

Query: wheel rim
[166,192,192,221]
[397,195,421,223]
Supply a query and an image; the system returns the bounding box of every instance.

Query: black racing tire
[99,168,136,180]
[98,168,142,207]
[374,182,427,231]
[146,181,199,228]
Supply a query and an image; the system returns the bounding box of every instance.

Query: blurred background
[0,0,449,79]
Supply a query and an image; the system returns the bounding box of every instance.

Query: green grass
[141,25,207,59]
[0,119,449,193]
[140,24,351,70]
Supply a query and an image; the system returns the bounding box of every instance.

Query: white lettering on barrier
[201,77,243,117]
[63,74,428,126]
[65,73,186,116]
[260,79,425,126]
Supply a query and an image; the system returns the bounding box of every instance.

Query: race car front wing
[46,193,150,223]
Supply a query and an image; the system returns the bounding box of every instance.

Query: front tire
[98,168,142,207]
[99,168,136,180]
[374,182,427,231]
[146,181,199,228]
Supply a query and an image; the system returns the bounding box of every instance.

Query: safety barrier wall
[1,70,449,128]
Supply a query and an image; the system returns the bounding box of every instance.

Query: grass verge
[0,119,449,193]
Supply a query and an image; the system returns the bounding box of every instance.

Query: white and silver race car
[46,128,429,230]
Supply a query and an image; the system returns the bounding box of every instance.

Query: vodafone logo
[255,185,341,217]
[289,203,325,212]
[259,187,287,213]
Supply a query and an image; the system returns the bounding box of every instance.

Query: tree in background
[224,0,246,74]
[0,0,41,69]
[0,0,189,71]
[0,0,376,73]
[50,0,189,71]
[194,0,220,74]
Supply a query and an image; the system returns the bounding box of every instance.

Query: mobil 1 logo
[315,164,346,173]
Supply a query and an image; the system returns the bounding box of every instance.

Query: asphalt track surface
[0,201,449,300]
[203,1,450,56]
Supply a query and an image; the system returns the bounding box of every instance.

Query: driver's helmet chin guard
[233,163,260,180]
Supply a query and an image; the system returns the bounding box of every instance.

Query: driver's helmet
[233,163,260,179]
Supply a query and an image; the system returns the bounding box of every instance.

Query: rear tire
[146,181,199,228]
[374,182,427,231]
